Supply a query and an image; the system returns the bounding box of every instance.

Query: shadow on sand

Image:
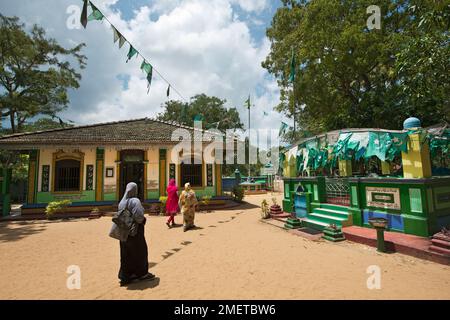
[0,221,47,242]
[126,277,160,291]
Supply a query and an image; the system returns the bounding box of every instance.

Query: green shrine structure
[281,118,450,238]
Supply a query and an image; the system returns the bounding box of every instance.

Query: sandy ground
[0,193,449,300]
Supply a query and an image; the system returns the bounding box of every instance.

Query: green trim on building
[103,192,116,201]
[409,188,423,213]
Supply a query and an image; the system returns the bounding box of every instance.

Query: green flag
[289,49,296,83]
[390,132,409,153]
[80,0,89,29]
[88,3,104,21]
[245,95,251,109]
[279,122,288,137]
[140,61,153,93]
[126,45,138,62]
[386,132,409,160]
[365,132,391,161]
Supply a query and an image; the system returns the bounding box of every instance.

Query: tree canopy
[157,94,244,132]
[0,15,86,133]
[263,0,449,137]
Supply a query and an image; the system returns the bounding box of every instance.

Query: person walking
[165,178,179,228]
[110,182,155,286]
[179,182,198,232]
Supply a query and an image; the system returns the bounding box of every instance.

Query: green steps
[319,203,349,213]
[313,208,350,220]
[304,203,352,232]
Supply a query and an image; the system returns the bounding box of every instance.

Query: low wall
[282,176,450,237]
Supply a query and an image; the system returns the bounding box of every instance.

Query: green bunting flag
[167,85,170,98]
[88,3,104,21]
[289,49,296,83]
[365,132,392,161]
[126,45,138,62]
[245,95,251,109]
[389,132,409,153]
[80,0,89,29]
[279,122,288,137]
[140,61,153,93]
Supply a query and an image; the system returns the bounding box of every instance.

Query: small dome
[403,117,421,129]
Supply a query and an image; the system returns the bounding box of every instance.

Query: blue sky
[0,0,287,133]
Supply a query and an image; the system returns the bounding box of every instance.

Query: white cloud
[0,0,283,131]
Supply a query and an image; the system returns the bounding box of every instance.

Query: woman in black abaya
[116,182,155,286]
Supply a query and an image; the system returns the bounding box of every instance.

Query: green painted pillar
[348,178,363,226]
[1,167,12,217]
[27,150,39,204]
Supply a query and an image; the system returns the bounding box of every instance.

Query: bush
[201,195,211,206]
[45,200,72,219]
[232,185,245,202]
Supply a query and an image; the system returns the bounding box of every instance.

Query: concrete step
[431,238,450,249]
[313,208,350,219]
[303,218,330,231]
[320,203,349,213]
[308,213,347,226]
[429,245,450,256]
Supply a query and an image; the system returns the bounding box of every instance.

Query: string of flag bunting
[79,0,186,101]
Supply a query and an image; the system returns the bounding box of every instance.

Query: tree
[0,15,86,133]
[157,94,244,132]
[263,0,449,134]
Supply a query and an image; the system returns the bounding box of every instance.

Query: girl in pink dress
[165,179,179,228]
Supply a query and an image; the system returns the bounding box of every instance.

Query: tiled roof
[0,118,223,147]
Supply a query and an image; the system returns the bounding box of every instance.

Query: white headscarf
[118,182,145,224]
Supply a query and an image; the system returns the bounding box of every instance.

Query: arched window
[54,159,81,192]
[180,157,203,187]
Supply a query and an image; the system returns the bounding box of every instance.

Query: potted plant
[261,199,270,219]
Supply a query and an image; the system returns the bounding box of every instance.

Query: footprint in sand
[171,248,182,252]
[181,241,192,246]
[208,225,217,228]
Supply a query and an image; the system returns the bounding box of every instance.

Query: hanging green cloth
[140,61,153,93]
[296,149,304,172]
[389,132,409,153]
[365,132,392,161]
[88,3,104,21]
[80,0,89,28]
[126,45,138,62]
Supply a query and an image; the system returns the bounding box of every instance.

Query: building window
[180,160,203,187]
[54,159,81,192]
